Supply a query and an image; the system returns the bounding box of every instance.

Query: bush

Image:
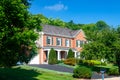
[79,59,101,66]
[57,60,64,64]
[67,49,74,59]
[107,68,119,76]
[73,66,92,79]
[48,48,57,64]
[64,58,76,66]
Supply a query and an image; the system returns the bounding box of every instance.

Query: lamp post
[100,69,105,80]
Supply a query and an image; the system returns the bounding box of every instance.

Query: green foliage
[96,20,109,30]
[73,66,92,79]
[0,0,41,67]
[107,68,119,76]
[81,28,117,63]
[64,58,76,66]
[79,60,101,66]
[48,18,66,27]
[67,48,74,59]
[57,60,64,64]
[48,48,57,64]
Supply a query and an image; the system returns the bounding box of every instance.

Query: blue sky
[29,0,120,27]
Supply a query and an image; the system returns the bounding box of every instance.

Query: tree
[81,28,117,62]
[0,0,41,67]
[112,40,120,74]
[48,48,57,64]
[96,20,109,30]
[48,18,66,27]
[67,48,74,59]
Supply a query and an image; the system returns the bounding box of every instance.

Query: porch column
[65,50,68,58]
[74,51,77,58]
[57,50,61,60]
[47,50,50,60]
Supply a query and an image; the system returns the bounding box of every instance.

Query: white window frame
[76,40,84,47]
[66,39,70,47]
[57,38,62,46]
[47,36,52,45]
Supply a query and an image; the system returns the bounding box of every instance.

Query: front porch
[43,49,80,64]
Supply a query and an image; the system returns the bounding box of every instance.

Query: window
[65,39,70,47]
[80,41,84,47]
[56,38,62,46]
[47,36,53,45]
[76,40,84,47]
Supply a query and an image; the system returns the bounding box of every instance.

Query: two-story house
[29,25,86,64]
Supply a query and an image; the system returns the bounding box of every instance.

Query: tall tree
[96,20,109,30]
[48,48,57,64]
[81,28,117,62]
[67,48,74,59]
[0,0,41,67]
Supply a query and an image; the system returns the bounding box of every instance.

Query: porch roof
[43,46,77,52]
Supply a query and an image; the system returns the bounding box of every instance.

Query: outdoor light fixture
[100,69,105,80]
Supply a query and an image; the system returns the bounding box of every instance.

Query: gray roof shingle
[42,24,81,38]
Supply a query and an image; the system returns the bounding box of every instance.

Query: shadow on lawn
[0,66,41,80]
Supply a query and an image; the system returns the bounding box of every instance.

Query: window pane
[80,41,84,47]
[66,39,69,47]
[57,38,61,46]
[47,36,52,45]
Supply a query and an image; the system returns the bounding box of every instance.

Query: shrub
[73,66,92,79]
[79,59,101,66]
[48,48,57,64]
[107,68,119,76]
[64,58,76,66]
[57,60,64,64]
[67,49,74,59]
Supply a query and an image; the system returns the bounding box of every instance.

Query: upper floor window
[47,36,53,45]
[56,38,62,46]
[76,40,84,47]
[65,39,70,47]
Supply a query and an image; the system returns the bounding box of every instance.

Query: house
[29,25,86,64]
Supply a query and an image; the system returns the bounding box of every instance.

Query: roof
[42,24,84,38]
[43,46,77,51]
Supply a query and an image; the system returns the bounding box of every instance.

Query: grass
[57,63,78,68]
[0,65,76,80]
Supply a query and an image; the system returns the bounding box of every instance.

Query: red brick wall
[43,31,86,52]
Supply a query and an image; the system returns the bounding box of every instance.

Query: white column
[65,50,68,58]
[57,50,61,60]
[47,50,50,61]
[74,51,77,58]
[78,52,80,58]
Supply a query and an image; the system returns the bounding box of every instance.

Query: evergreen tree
[48,48,57,64]
[67,48,74,59]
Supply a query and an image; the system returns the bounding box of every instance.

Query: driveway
[29,64,120,80]
[29,64,74,73]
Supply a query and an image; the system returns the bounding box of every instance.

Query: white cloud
[44,2,68,11]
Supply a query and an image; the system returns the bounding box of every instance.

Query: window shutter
[46,36,48,44]
[69,40,71,47]
[76,40,78,47]
[52,37,53,45]
[65,39,67,46]
[56,38,58,45]
[61,38,62,46]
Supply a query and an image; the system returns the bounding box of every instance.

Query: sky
[29,0,120,27]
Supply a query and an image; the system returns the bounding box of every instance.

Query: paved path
[29,64,74,73]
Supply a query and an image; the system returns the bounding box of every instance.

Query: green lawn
[0,65,76,80]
